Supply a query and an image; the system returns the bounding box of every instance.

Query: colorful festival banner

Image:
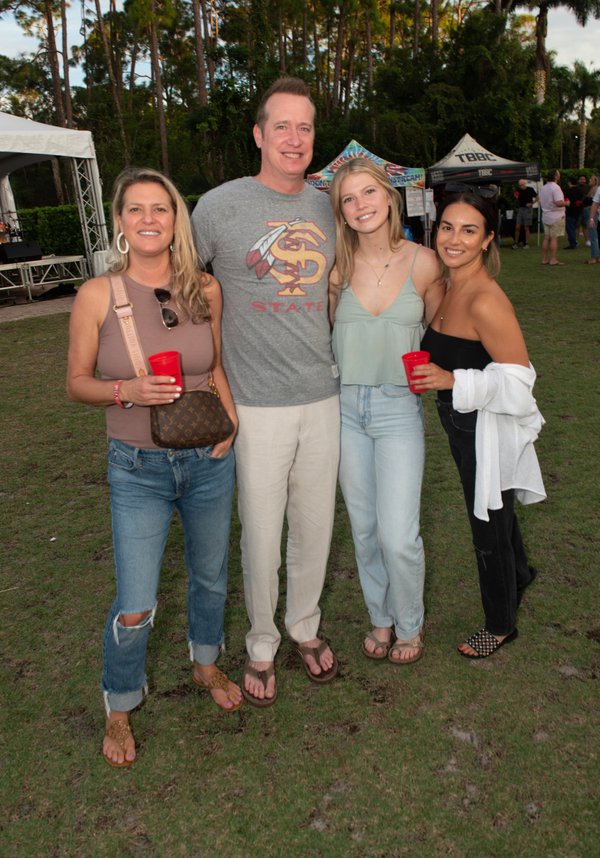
[307,140,425,190]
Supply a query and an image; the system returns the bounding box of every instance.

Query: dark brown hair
[436,191,500,278]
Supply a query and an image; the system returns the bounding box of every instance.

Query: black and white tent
[0,111,109,275]
[427,133,539,186]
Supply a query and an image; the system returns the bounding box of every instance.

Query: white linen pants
[234,395,340,662]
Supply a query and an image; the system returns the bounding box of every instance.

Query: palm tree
[572,61,600,167]
[498,0,600,104]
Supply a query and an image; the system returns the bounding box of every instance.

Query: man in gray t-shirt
[192,77,340,707]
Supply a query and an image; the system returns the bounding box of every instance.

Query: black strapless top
[421,327,492,402]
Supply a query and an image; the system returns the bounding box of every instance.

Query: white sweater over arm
[452,362,546,521]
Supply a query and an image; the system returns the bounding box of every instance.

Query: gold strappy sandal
[103,719,135,768]
[192,666,242,712]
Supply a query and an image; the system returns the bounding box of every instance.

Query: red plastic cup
[148,350,183,389]
[402,350,430,393]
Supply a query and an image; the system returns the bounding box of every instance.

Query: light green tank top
[332,246,425,385]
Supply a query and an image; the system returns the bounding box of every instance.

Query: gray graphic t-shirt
[192,177,339,407]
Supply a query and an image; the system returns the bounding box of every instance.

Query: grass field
[0,240,598,857]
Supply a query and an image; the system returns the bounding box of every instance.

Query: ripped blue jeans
[435,399,534,636]
[102,439,235,713]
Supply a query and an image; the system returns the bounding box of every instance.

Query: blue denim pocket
[380,383,411,399]
[108,441,138,472]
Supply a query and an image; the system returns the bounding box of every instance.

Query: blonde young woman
[329,158,443,664]
[67,167,241,768]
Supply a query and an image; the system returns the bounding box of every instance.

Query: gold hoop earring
[116,232,129,255]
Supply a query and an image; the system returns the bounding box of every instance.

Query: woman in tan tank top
[67,167,241,768]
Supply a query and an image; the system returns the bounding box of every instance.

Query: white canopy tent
[0,112,109,277]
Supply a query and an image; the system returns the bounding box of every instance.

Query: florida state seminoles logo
[246,218,328,296]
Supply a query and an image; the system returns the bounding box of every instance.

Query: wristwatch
[113,380,134,409]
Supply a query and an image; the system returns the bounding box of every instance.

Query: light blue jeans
[584,207,600,259]
[102,439,235,713]
[339,385,425,640]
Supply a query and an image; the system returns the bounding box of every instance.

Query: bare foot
[388,633,424,664]
[457,631,510,658]
[297,638,335,676]
[103,713,135,767]
[363,628,393,657]
[243,660,276,701]
[192,663,243,711]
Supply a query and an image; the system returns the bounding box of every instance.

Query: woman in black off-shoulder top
[412,188,542,660]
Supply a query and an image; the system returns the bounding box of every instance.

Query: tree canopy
[1,0,598,205]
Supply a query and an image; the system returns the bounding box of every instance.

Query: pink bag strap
[110,275,148,377]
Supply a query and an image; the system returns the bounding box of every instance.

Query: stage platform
[0,254,88,302]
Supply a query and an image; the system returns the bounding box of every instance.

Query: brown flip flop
[361,630,393,660]
[388,630,424,665]
[291,637,339,684]
[241,659,277,707]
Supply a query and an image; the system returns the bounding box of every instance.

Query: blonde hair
[329,158,405,287]
[110,167,210,322]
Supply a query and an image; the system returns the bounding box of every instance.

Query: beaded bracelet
[113,380,133,409]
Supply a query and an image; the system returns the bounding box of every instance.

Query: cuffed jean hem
[103,685,147,716]
[339,384,425,641]
[367,609,424,640]
[188,641,222,665]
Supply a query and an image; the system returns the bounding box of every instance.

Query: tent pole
[423,187,431,248]
[70,157,109,276]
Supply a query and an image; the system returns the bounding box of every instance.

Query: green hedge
[17,196,201,257]
[17,203,109,257]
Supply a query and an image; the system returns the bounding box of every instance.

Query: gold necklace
[359,251,395,287]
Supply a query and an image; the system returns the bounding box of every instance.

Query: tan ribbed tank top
[97,274,214,448]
